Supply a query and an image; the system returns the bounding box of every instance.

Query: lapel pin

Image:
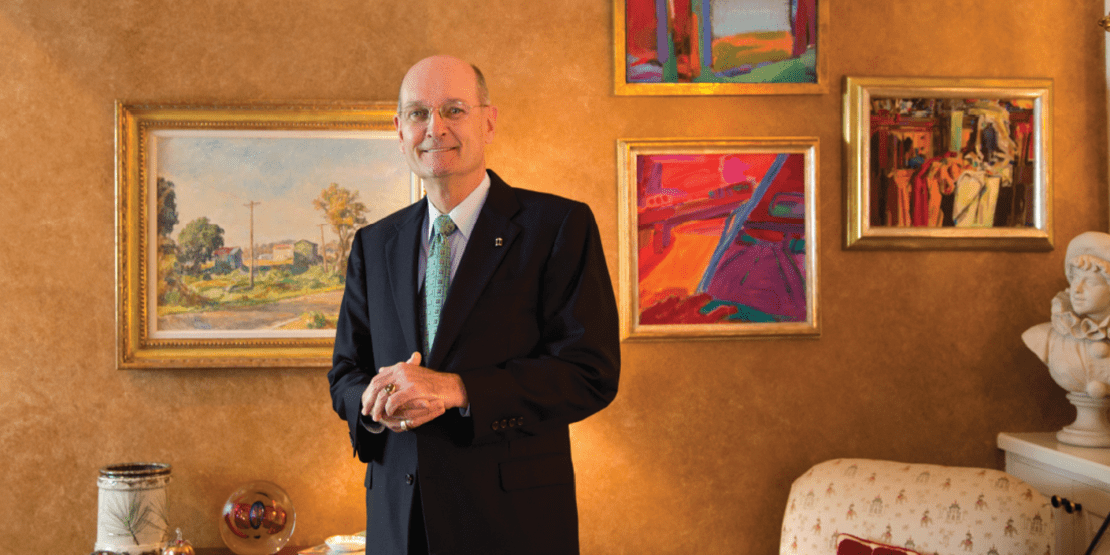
[494,237,503,247]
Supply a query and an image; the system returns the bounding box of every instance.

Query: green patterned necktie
[425,215,456,355]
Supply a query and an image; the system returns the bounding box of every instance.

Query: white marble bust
[1023,231,1110,398]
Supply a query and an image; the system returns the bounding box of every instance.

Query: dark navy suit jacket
[328,170,620,554]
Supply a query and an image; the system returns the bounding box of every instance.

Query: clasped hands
[361,352,468,433]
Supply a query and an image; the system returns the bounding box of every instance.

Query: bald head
[398,55,489,109]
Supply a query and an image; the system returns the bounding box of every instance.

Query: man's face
[394,58,496,183]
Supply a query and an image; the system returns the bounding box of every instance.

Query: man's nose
[425,111,448,136]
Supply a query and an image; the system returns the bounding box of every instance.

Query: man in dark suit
[327,55,621,554]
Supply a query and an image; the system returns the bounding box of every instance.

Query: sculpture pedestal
[1058,392,1110,447]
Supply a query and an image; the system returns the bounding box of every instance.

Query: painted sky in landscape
[154,130,413,251]
[710,0,791,36]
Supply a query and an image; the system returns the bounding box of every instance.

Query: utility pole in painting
[317,223,328,273]
[245,200,261,289]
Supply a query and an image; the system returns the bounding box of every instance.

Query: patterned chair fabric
[780,458,1055,555]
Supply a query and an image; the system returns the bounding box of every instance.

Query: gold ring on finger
[400,419,409,432]
[384,383,396,395]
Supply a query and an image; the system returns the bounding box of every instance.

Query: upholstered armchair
[780,459,1054,555]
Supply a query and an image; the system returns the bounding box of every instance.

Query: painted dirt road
[157,289,344,331]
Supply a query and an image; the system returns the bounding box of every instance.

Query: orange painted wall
[0,1,1103,553]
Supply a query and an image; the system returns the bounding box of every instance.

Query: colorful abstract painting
[616,0,824,94]
[618,139,819,339]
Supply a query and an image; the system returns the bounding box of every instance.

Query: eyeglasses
[399,100,488,125]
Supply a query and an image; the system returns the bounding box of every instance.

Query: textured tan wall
[0,0,1103,553]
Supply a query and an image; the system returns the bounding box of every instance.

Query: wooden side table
[999,431,1110,555]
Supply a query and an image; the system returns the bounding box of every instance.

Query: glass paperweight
[218,481,295,555]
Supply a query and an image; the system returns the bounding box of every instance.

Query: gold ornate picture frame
[116,101,419,369]
[844,76,1053,250]
[614,0,828,96]
[618,137,819,340]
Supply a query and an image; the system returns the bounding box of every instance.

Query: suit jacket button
[491,421,500,431]
[500,419,508,428]
[405,474,415,485]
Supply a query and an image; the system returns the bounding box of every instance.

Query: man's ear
[483,106,498,144]
[394,114,406,151]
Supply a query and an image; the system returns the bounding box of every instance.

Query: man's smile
[421,146,457,154]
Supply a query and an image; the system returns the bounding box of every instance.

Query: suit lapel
[427,172,521,369]
[385,201,426,357]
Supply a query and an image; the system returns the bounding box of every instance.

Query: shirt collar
[425,172,491,241]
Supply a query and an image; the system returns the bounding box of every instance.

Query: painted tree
[156,177,179,238]
[156,177,182,302]
[313,183,368,272]
[176,217,225,275]
[156,177,181,259]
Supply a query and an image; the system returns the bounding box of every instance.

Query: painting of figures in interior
[843,77,1052,250]
[617,138,819,340]
[615,0,826,95]
[866,97,1039,230]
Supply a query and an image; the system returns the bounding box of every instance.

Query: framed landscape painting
[617,137,820,340]
[116,101,419,369]
[615,0,828,95]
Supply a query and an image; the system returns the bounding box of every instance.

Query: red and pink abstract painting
[623,141,818,338]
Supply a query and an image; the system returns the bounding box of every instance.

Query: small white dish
[325,534,366,552]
